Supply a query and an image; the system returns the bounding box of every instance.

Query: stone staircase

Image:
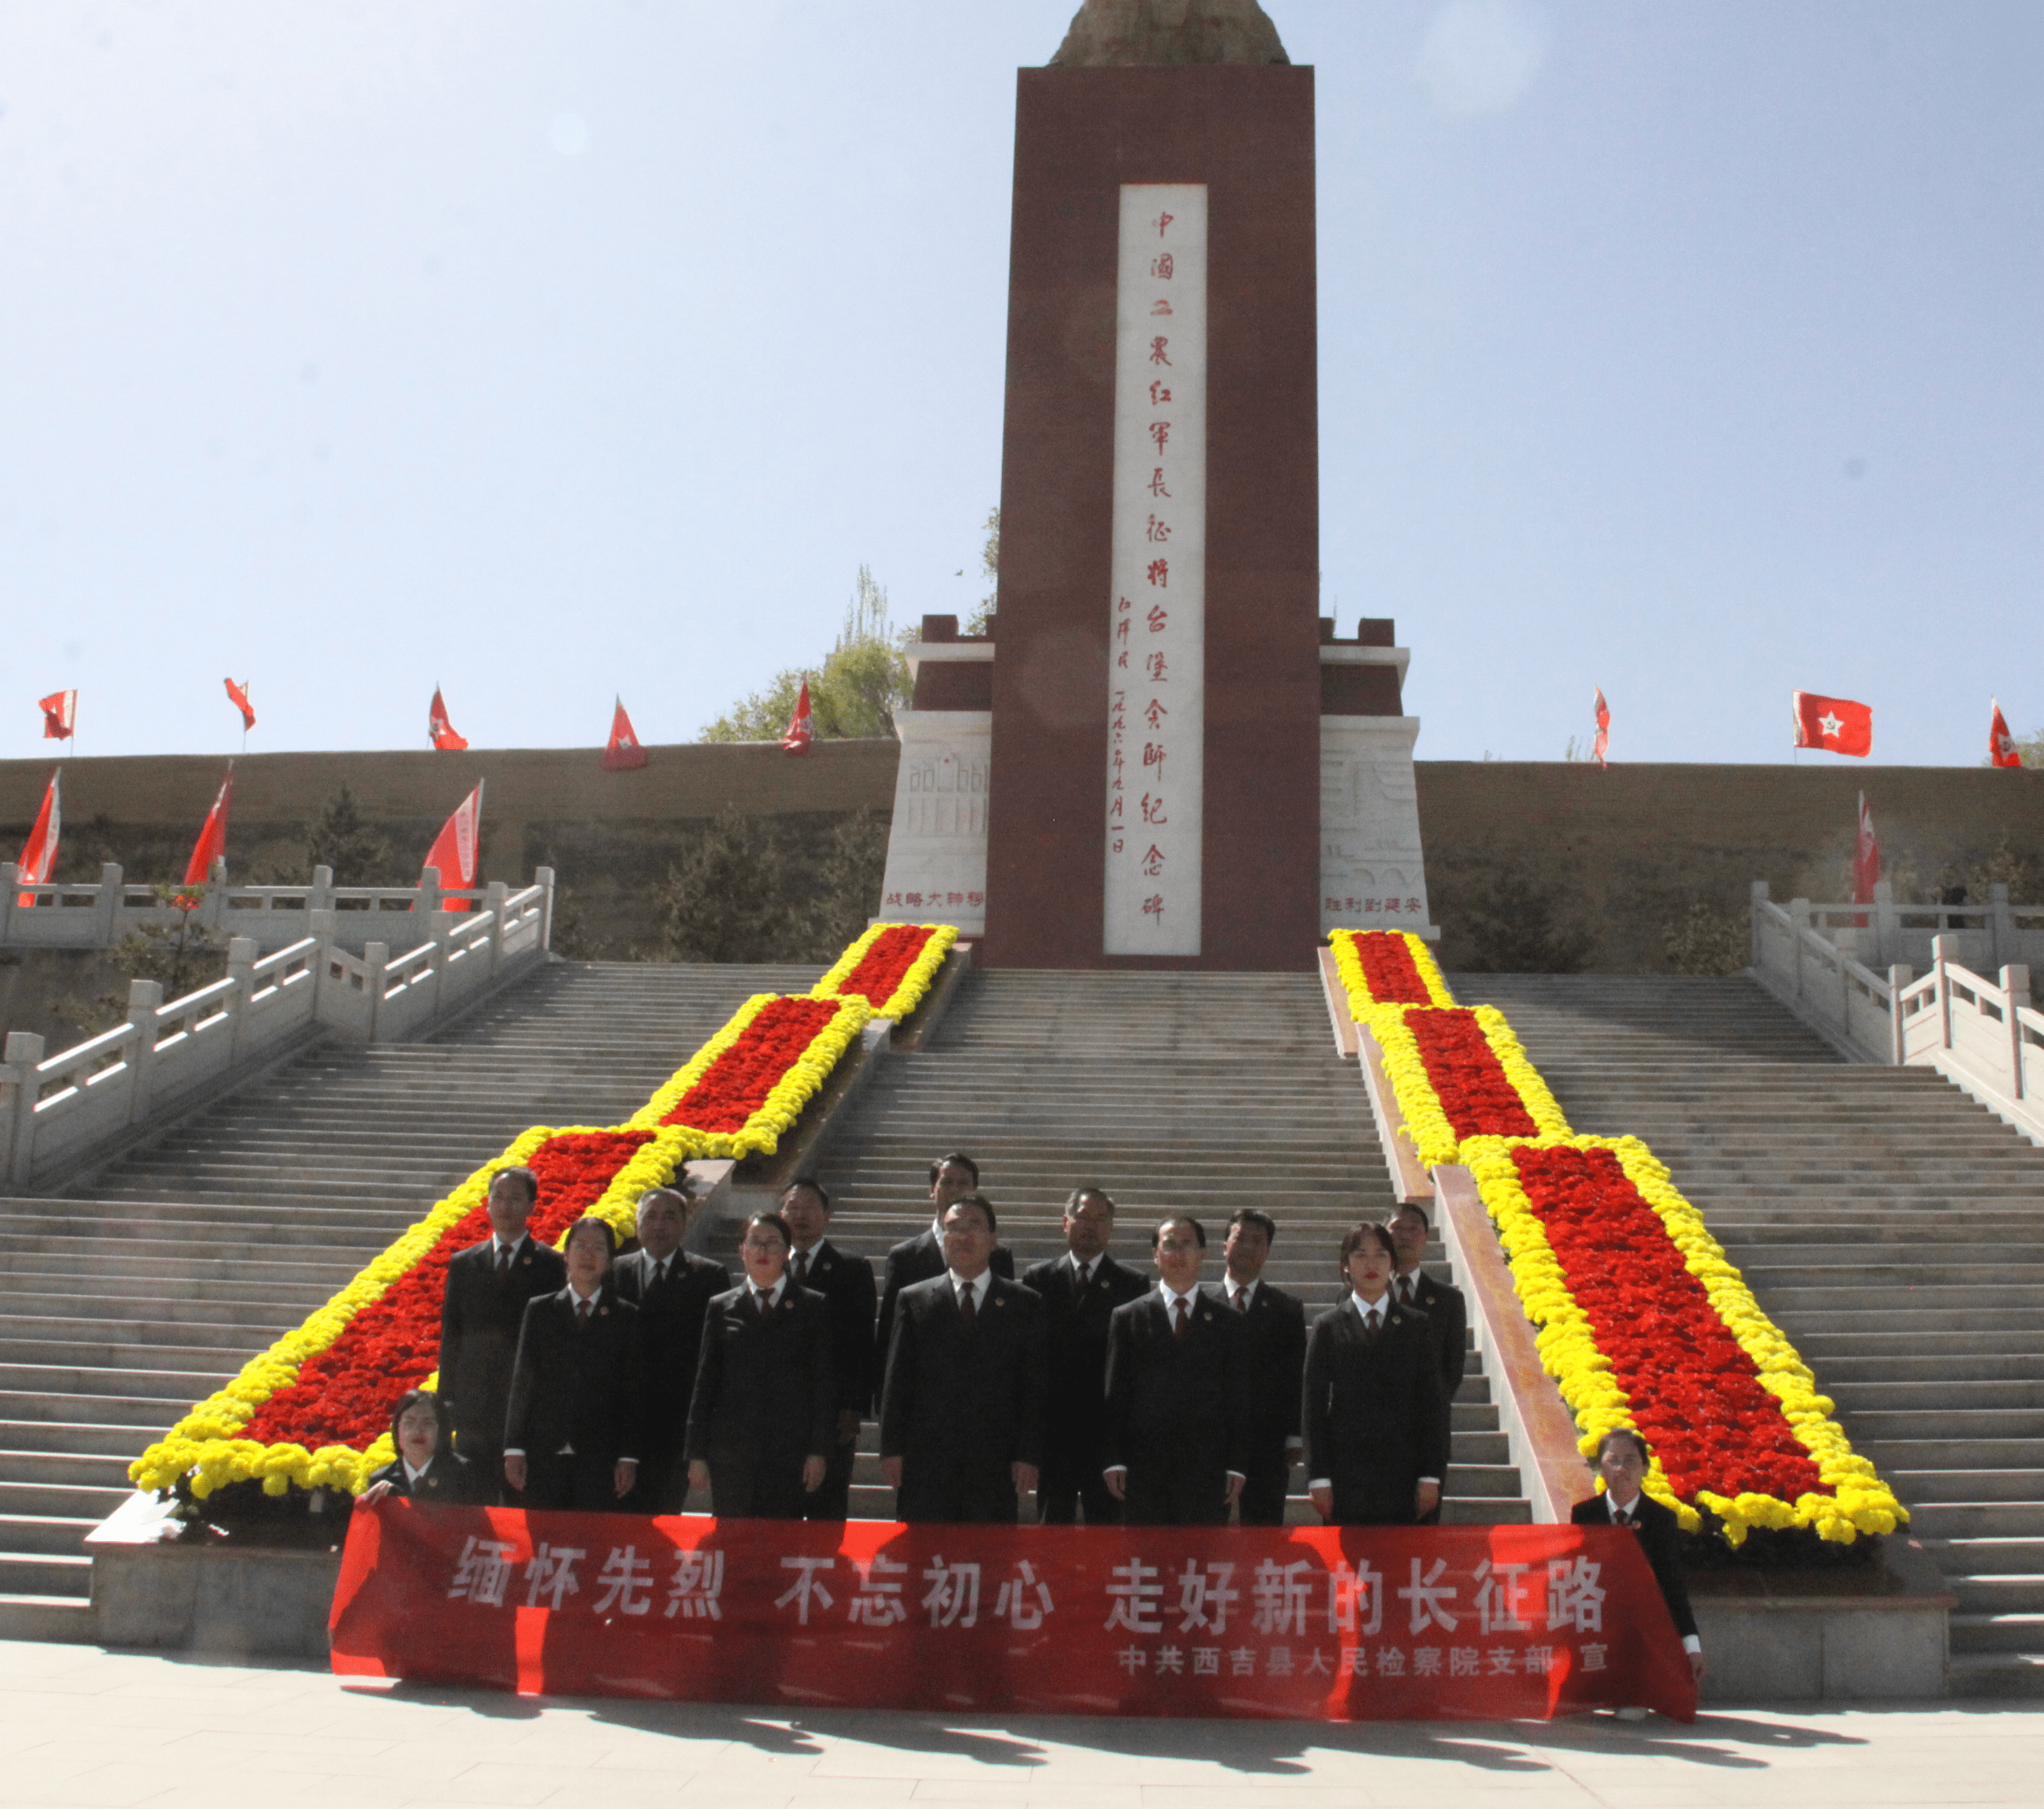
[802,967,1528,1525]
[0,958,819,1640]
[1465,971,2044,1697]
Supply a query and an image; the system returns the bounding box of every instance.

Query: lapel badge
[1201,1311,1212,1322]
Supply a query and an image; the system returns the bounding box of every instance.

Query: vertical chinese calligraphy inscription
[1105,184,1206,955]
[984,64,1322,970]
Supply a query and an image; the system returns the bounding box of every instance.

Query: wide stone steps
[804,967,1528,1524]
[1465,969,2044,1695]
[0,958,825,1630]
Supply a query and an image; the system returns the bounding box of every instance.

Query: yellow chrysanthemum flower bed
[810,921,960,1021]
[1460,1133,1908,1547]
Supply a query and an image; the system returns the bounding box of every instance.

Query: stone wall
[7,744,2039,982]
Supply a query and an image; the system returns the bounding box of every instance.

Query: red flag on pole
[1990,698,2023,769]
[601,698,649,771]
[421,781,483,913]
[780,679,815,756]
[13,769,61,907]
[1592,687,1610,767]
[225,679,255,732]
[182,768,234,889]
[1852,792,1880,928]
[39,690,76,741]
[1792,690,1872,757]
[428,687,470,752]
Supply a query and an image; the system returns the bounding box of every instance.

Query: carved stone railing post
[2,1030,47,1186]
[125,981,164,1122]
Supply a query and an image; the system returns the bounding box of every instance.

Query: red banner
[331,1506,1696,1722]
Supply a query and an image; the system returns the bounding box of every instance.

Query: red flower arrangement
[828,924,939,1010]
[1510,1143,1827,1505]
[1406,1008,1540,1141]
[659,996,844,1132]
[1350,933,1434,1005]
[237,1131,650,1451]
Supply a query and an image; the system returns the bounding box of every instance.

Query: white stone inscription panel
[1104,183,1206,957]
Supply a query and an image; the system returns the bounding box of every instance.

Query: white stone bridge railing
[0,870,554,1190]
[0,862,531,955]
[1751,880,2044,1146]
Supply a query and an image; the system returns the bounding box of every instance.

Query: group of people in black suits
[387,1149,1700,1684]
[411,1152,1471,1530]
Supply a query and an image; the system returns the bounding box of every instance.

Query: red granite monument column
[981,64,1322,972]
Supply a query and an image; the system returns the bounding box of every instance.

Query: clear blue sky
[4,2,2039,765]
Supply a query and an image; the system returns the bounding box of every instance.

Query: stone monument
[878,1,1435,965]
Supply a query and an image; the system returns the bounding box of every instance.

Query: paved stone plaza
[1,1640,2038,1808]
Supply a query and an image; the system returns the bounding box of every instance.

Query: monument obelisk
[879,2,1435,967]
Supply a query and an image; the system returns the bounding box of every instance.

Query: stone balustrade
[0,870,553,1189]
[1752,880,2044,1144]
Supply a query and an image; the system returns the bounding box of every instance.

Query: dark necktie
[1362,1308,1381,1347]
[575,1298,591,1327]
[1613,1505,1632,1527]
[1234,1287,1249,1314]
[791,1249,808,1287]
[494,1246,511,1280]
[1399,1277,1413,1305]
[1173,1297,1190,1340]
[957,1282,977,1331]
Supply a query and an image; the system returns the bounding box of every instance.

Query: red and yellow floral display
[132,943,884,1502]
[811,921,959,1021]
[631,992,869,1155]
[1330,928,1904,1547]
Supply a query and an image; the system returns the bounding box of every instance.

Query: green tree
[700,566,912,743]
[303,784,401,885]
[657,808,799,962]
[965,505,998,635]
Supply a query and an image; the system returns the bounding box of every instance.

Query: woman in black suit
[687,1211,836,1518]
[359,1389,477,1505]
[503,1216,648,1510]
[1302,1222,1450,1526]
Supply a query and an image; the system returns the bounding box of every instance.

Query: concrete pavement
[2,1640,2042,1807]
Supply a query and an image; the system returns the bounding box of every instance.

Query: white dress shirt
[951,1268,990,1313]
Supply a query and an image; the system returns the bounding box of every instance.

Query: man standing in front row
[1573,1429,1705,1689]
[875,1152,1014,1372]
[1218,1207,1307,1525]
[437,1166,564,1501]
[778,1175,877,1521]
[880,1194,1045,1523]
[1024,1186,1147,1525]
[610,1182,728,1513]
[1103,1215,1249,1525]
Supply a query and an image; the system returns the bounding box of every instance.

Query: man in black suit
[880,1194,1046,1524]
[1304,1222,1450,1526]
[1572,1428,1706,1687]
[686,1212,837,1518]
[1217,1208,1307,1527]
[874,1152,1015,1373]
[503,1216,647,1511]
[1103,1215,1250,1526]
[779,1175,877,1520]
[436,1167,565,1498]
[1388,1201,1468,1525]
[1388,1202,1469,1401]
[1023,1186,1147,1524]
[610,1183,729,1513]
